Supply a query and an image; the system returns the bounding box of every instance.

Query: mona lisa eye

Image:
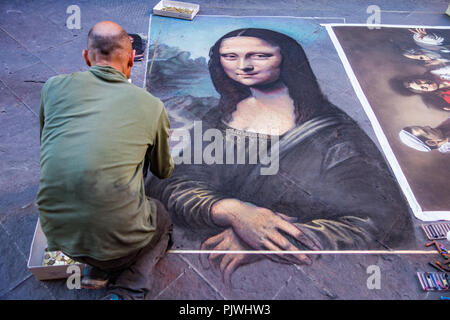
[221,54,237,60]
[251,53,273,59]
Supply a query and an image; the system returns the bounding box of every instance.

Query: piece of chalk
[447,231,450,241]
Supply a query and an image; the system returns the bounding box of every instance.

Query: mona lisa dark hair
[208,28,337,124]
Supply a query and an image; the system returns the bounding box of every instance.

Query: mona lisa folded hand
[210,199,319,265]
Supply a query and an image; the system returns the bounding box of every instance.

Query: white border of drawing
[323,23,450,221]
[142,14,153,90]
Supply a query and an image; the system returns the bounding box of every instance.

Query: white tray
[28,219,85,280]
[153,0,199,21]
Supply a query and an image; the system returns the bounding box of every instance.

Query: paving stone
[0,185,39,215]
[0,225,32,296]
[0,203,39,258]
[146,253,192,299]
[26,0,91,36]
[0,0,55,14]
[37,35,88,75]
[0,275,54,300]
[221,259,295,300]
[0,5,74,54]
[0,82,40,201]
[1,62,57,112]
[326,0,446,14]
[274,267,334,299]
[174,253,293,300]
[274,254,422,300]
[154,263,224,300]
[0,29,39,79]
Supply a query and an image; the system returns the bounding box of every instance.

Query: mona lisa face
[219,36,282,87]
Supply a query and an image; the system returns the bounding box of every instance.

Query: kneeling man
[37,21,174,300]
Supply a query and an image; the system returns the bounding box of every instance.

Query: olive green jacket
[38,65,174,261]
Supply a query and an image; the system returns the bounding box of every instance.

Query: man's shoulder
[128,86,165,118]
[129,85,161,103]
[43,74,65,90]
[43,71,90,91]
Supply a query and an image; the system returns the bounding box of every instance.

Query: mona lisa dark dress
[146,97,414,251]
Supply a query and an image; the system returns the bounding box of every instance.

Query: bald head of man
[82,21,135,78]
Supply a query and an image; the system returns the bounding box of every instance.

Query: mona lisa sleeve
[289,140,414,250]
[146,143,229,230]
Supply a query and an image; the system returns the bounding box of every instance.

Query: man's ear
[129,49,135,68]
[82,50,92,67]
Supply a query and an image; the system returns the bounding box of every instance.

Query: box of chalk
[153,0,200,20]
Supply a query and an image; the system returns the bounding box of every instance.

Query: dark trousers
[74,198,173,300]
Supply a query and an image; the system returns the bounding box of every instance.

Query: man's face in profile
[219,36,282,87]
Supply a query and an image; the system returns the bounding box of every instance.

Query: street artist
[37,21,174,300]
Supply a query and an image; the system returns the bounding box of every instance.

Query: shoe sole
[81,279,108,290]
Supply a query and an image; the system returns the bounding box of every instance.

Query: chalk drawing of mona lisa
[146,28,414,285]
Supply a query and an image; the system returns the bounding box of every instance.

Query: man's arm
[149,106,174,179]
